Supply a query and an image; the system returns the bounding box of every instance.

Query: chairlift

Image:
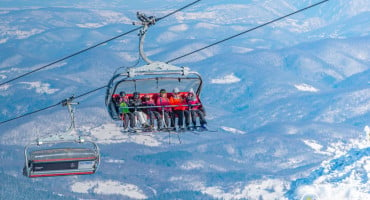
[24,97,100,178]
[105,13,205,126]
[24,139,100,178]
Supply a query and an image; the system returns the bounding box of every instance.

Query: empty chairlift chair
[23,97,100,178]
[24,140,100,178]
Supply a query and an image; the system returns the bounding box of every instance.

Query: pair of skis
[120,124,217,134]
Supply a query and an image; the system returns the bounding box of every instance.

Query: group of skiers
[112,88,207,132]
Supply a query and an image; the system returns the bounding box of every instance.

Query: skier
[186,88,207,131]
[156,89,174,130]
[128,92,150,130]
[169,87,187,130]
[118,91,135,130]
[142,94,162,130]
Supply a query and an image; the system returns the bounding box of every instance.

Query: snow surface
[294,84,319,92]
[20,81,59,94]
[210,73,241,84]
[71,180,148,199]
[0,0,370,199]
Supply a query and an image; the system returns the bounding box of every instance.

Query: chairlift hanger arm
[133,12,158,64]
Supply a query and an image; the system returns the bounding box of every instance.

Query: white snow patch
[6,29,44,39]
[224,144,236,155]
[0,55,22,69]
[180,160,205,170]
[71,180,147,199]
[174,4,252,24]
[365,126,370,142]
[231,46,254,54]
[169,24,188,32]
[0,38,8,44]
[76,10,131,28]
[294,83,319,92]
[211,73,241,84]
[199,179,288,200]
[277,157,306,169]
[168,42,217,62]
[316,89,370,123]
[302,140,322,151]
[302,140,329,155]
[156,31,178,43]
[0,84,10,91]
[209,164,228,172]
[194,22,219,29]
[76,23,104,28]
[220,126,246,134]
[231,25,248,32]
[0,75,7,80]
[274,17,326,33]
[117,52,139,62]
[106,159,125,164]
[294,136,370,199]
[175,11,217,22]
[95,10,131,24]
[297,167,370,200]
[20,81,59,94]
[86,123,162,147]
[286,126,299,135]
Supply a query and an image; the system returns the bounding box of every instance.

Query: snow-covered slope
[1,0,369,199]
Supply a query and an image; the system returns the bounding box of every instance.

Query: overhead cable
[0,27,140,88]
[0,0,202,126]
[0,102,62,125]
[166,0,329,63]
[0,0,202,88]
[0,0,328,126]
[156,0,201,22]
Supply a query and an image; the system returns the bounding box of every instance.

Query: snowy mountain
[1,0,369,199]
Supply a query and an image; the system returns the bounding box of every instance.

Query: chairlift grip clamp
[135,12,156,26]
[61,96,79,107]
